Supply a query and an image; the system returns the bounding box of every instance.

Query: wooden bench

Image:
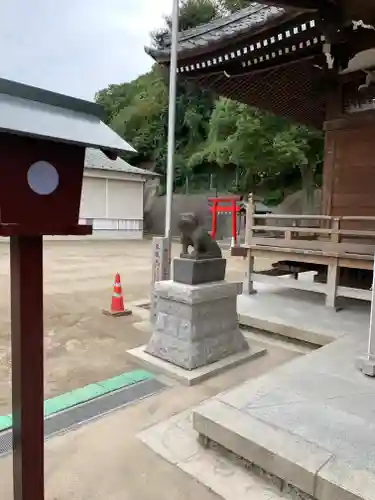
[234,195,375,308]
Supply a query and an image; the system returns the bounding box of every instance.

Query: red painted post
[209,196,241,243]
[231,199,237,246]
[0,78,132,500]
[211,199,218,239]
[11,235,44,500]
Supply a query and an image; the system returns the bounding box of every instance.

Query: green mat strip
[0,369,154,432]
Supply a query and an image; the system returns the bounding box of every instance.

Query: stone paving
[192,286,375,500]
[0,330,301,500]
[139,410,291,500]
[238,278,370,346]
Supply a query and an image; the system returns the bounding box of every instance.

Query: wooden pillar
[326,258,339,308]
[325,217,340,308]
[322,82,343,217]
[246,251,256,295]
[211,200,218,239]
[245,193,254,247]
[11,235,44,500]
[245,194,256,295]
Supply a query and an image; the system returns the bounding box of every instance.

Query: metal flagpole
[357,252,375,376]
[367,263,375,356]
[164,0,179,277]
[150,0,179,322]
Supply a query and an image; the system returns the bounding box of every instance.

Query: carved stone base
[145,279,248,370]
[173,257,226,285]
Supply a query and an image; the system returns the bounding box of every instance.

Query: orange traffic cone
[103,273,132,317]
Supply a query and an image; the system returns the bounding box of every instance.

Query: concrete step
[193,399,375,500]
[139,409,294,500]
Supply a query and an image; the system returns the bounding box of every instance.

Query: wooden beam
[252,272,327,293]
[337,286,372,301]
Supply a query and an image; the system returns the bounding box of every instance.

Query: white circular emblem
[27,161,59,195]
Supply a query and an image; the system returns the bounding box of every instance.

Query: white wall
[79,169,145,239]
[107,179,143,220]
[80,177,106,218]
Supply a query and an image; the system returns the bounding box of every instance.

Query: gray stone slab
[146,279,248,370]
[218,369,373,413]
[216,342,375,411]
[138,410,289,500]
[150,236,170,324]
[237,282,370,346]
[146,328,249,370]
[245,400,375,471]
[155,280,242,304]
[158,295,237,323]
[127,342,266,386]
[138,411,201,466]
[192,400,333,496]
[217,375,288,410]
[316,456,375,500]
[156,296,238,337]
[173,257,226,285]
[186,289,375,500]
[239,311,335,346]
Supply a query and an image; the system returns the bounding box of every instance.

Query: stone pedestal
[173,257,226,285]
[145,280,248,370]
[356,355,375,377]
[150,236,170,324]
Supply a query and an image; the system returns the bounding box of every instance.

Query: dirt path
[0,238,265,414]
[0,338,300,500]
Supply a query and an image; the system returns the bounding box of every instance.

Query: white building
[79,148,156,239]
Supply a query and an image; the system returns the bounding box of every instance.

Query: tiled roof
[85,148,157,177]
[147,3,324,128]
[146,3,295,60]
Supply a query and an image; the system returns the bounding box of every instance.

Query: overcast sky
[0,0,172,101]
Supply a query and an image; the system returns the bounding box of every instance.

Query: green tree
[104,66,168,166]
[218,0,254,14]
[95,0,324,205]
[96,0,219,182]
[190,97,323,207]
[152,0,220,50]
[273,125,323,212]
[190,99,284,190]
[95,83,133,123]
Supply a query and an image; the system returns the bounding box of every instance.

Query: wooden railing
[245,195,375,256]
[241,195,375,307]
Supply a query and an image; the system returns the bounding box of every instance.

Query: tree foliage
[189,98,323,195]
[101,67,168,164]
[218,0,255,13]
[151,0,221,50]
[95,0,324,204]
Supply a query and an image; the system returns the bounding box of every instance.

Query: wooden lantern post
[0,77,135,500]
[11,234,44,499]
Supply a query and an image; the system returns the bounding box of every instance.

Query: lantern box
[0,77,135,236]
[0,77,137,500]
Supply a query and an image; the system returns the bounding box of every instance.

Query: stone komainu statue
[178,213,222,260]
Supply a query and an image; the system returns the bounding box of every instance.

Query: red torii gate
[208,196,241,246]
